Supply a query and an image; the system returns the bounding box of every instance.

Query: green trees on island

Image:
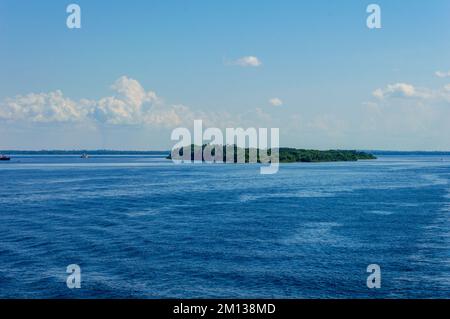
[167,145,376,163]
[277,148,376,162]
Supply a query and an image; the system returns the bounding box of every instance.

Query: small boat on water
[80,153,89,159]
[0,154,11,161]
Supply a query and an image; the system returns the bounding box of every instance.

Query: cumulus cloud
[112,76,158,107]
[361,81,450,149]
[0,90,89,123]
[0,76,275,130]
[435,70,450,78]
[373,83,418,99]
[269,98,283,106]
[0,76,192,127]
[92,76,164,125]
[373,82,450,103]
[234,56,262,67]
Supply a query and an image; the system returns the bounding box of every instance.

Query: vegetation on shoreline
[167,145,376,163]
[278,148,376,162]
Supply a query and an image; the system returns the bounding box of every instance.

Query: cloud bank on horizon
[0,76,274,129]
[0,76,185,127]
[1,74,450,150]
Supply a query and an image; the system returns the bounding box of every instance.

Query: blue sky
[1,0,450,150]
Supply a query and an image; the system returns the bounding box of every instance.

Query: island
[167,145,376,163]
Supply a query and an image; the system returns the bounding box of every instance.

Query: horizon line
[2,149,450,153]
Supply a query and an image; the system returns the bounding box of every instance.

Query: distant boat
[0,154,11,161]
[80,153,89,159]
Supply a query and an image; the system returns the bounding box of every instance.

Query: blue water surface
[0,155,449,298]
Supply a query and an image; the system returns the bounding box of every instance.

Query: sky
[1,0,450,150]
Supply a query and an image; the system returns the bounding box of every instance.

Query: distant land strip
[2,149,450,158]
[167,145,376,163]
[0,150,168,155]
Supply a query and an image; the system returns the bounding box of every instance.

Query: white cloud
[234,56,262,67]
[93,76,162,125]
[361,81,450,149]
[0,90,89,123]
[0,76,185,127]
[111,76,158,107]
[373,83,417,99]
[372,83,437,100]
[373,82,450,104]
[0,76,274,130]
[435,70,450,78]
[269,98,283,106]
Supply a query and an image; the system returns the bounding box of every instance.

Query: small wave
[420,174,449,186]
[444,189,450,200]
[282,222,349,246]
[277,190,334,198]
[238,194,262,203]
[238,190,333,203]
[396,203,420,208]
[125,203,196,217]
[367,210,395,216]
[125,209,162,217]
